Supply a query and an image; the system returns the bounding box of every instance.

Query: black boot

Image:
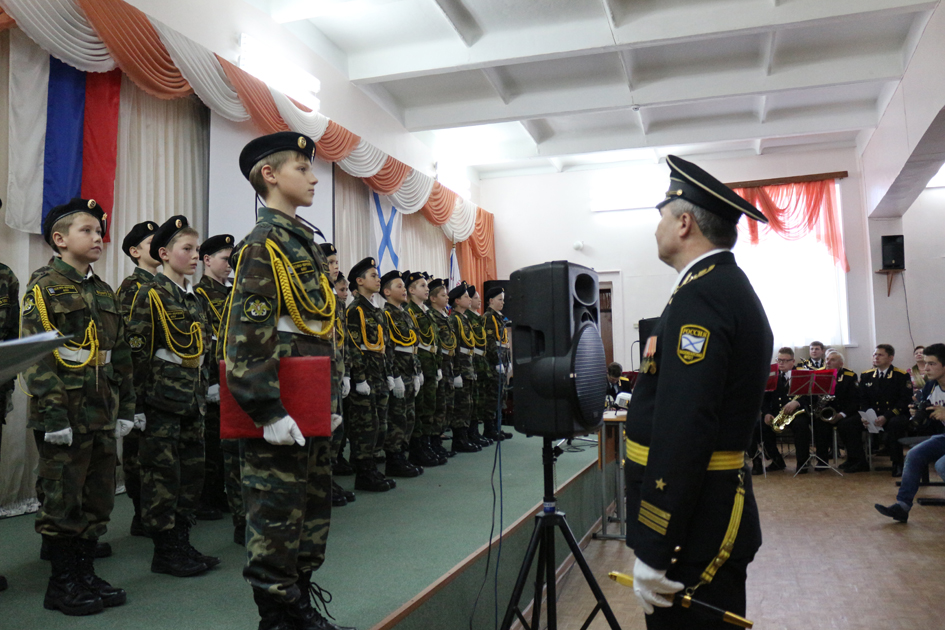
[253,588,295,630]
[233,515,247,546]
[42,536,104,616]
[288,572,358,630]
[332,454,354,477]
[422,435,447,465]
[196,503,224,520]
[175,518,221,569]
[331,480,348,507]
[353,459,393,492]
[468,422,492,447]
[408,437,440,468]
[130,495,149,537]
[150,529,208,577]
[432,435,455,458]
[75,538,126,607]
[385,451,422,478]
[44,537,111,560]
[0,574,7,591]
[452,427,480,453]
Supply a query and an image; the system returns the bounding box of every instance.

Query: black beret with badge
[427,278,445,293]
[348,257,377,280]
[121,220,159,257]
[466,284,477,297]
[484,285,504,301]
[43,198,107,245]
[403,270,425,287]
[199,234,234,259]
[380,269,402,290]
[448,281,468,303]
[319,242,337,258]
[239,131,316,180]
[150,215,191,261]
[656,155,768,224]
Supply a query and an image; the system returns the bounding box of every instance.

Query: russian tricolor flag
[6,31,121,240]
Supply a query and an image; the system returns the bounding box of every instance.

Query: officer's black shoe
[150,529,209,577]
[892,463,904,478]
[331,481,348,507]
[175,519,221,569]
[75,538,126,608]
[875,502,909,523]
[195,504,224,521]
[332,455,354,477]
[385,451,422,478]
[234,517,247,546]
[765,457,786,472]
[253,588,295,630]
[0,574,7,591]
[42,536,104,616]
[845,461,871,473]
[353,460,393,492]
[291,573,358,630]
[452,428,481,453]
[130,514,149,537]
[751,458,764,476]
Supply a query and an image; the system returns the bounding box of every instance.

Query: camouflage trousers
[121,429,143,508]
[34,428,117,540]
[241,436,332,599]
[385,373,416,454]
[330,420,346,462]
[200,402,226,509]
[346,363,389,462]
[433,355,454,434]
[415,350,439,437]
[222,438,243,521]
[478,371,506,429]
[451,357,476,430]
[140,406,205,533]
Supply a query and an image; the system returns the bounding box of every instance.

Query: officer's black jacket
[858,366,912,419]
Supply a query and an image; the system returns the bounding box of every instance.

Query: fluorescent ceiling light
[239,33,321,110]
[927,162,945,188]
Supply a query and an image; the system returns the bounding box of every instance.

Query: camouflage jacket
[333,293,347,379]
[223,207,335,427]
[0,262,20,395]
[117,267,155,401]
[383,302,420,380]
[407,300,439,368]
[466,310,488,371]
[195,274,230,386]
[345,293,390,385]
[128,273,210,416]
[483,307,509,368]
[21,257,134,433]
[449,309,476,379]
[430,307,456,367]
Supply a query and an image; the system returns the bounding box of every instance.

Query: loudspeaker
[881,235,904,270]
[506,261,607,438]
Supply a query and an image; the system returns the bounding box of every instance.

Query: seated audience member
[910,345,927,394]
[753,347,795,474]
[606,362,630,400]
[818,350,863,471]
[875,343,945,522]
[797,341,826,370]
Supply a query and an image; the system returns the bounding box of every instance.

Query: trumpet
[772,395,805,432]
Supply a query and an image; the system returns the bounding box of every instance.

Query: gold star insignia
[655,478,666,491]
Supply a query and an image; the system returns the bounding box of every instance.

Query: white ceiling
[263,0,937,178]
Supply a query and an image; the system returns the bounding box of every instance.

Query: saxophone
[813,395,836,422]
[772,395,805,433]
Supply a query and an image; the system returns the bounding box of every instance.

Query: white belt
[473,348,485,356]
[58,347,111,365]
[155,348,204,368]
[500,342,511,348]
[394,345,417,354]
[440,349,454,356]
[277,315,330,336]
[418,342,435,353]
[459,347,472,355]
[359,344,384,354]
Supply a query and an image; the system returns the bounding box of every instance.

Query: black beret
[421,271,431,280]
[334,271,346,284]
[319,242,337,258]
[656,155,768,224]
[427,278,445,292]
[239,131,316,180]
[199,234,234,259]
[150,215,191,261]
[43,198,107,246]
[380,269,402,289]
[403,270,425,287]
[448,281,468,303]
[121,220,159,258]
[348,257,377,280]
[485,286,504,301]
[466,284,477,297]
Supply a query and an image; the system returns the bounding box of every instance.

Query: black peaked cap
[656,155,768,224]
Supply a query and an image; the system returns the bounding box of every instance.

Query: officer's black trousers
[645,556,751,630]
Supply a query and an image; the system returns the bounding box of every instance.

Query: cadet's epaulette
[893,367,908,375]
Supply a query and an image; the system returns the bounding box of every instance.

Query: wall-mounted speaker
[881,235,904,270]
[506,261,607,438]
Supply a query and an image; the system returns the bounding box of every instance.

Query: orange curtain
[363,156,410,194]
[456,208,497,310]
[419,181,456,226]
[734,179,849,272]
[316,121,360,162]
[77,0,191,99]
[216,55,287,134]
[0,10,15,31]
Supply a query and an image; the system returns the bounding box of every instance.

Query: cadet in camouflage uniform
[380,270,423,478]
[195,234,235,525]
[22,199,132,615]
[128,216,218,578]
[448,282,481,453]
[346,257,396,493]
[0,248,19,594]
[224,132,354,630]
[116,220,160,537]
[427,279,459,456]
[331,270,356,481]
[405,271,446,467]
[481,286,512,441]
[464,286,492,448]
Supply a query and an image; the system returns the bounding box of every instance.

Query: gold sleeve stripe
[638,513,667,536]
[640,500,671,521]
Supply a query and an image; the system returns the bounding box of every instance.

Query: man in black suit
[756,348,796,473]
[623,155,773,629]
[606,362,631,401]
[797,341,826,370]
[817,350,861,469]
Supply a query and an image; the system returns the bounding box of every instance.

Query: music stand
[788,369,843,476]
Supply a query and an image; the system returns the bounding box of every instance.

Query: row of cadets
[448,282,484,452]
[427,278,458,456]
[480,285,512,441]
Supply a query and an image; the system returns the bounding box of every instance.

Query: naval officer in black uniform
[624,155,774,629]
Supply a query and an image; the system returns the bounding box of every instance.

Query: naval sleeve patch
[677,325,710,365]
[243,295,273,322]
[128,334,146,352]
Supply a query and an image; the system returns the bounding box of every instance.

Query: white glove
[330,414,343,432]
[453,375,463,389]
[206,383,220,403]
[392,376,406,399]
[436,369,443,382]
[45,427,73,446]
[342,376,351,398]
[263,415,305,446]
[115,419,134,438]
[418,372,425,388]
[386,376,395,391]
[355,381,371,396]
[495,364,505,374]
[133,412,147,432]
[5,392,12,414]
[631,558,684,615]
[413,374,422,393]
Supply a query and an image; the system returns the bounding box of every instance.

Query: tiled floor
[546,455,945,630]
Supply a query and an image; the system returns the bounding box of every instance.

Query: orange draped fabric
[216,55,287,134]
[734,179,849,272]
[0,10,15,31]
[419,181,456,226]
[77,0,191,99]
[363,156,410,195]
[456,208,497,301]
[316,120,359,162]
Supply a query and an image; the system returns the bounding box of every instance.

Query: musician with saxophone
[756,348,796,473]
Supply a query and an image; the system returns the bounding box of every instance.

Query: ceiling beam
[481,67,513,104]
[431,0,483,47]
[762,31,778,76]
[348,0,934,83]
[520,119,554,145]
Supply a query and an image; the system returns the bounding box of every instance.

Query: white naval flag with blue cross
[371,191,402,276]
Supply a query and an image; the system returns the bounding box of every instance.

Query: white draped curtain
[334,168,372,295]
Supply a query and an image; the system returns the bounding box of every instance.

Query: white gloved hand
[436,369,443,382]
[495,364,504,374]
[631,558,684,615]
[263,415,305,446]
[45,427,73,446]
[342,376,351,398]
[418,372,425,388]
[5,392,12,414]
[413,374,422,393]
[453,375,463,389]
[206,383,220,403]
[392,376,406,399]
[355,381,371,396]
[133,413,147,432]
[115,419,134,438]
[386,376,395,391]
[330,414,343,432]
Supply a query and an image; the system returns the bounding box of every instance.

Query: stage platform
[0,434,612,629]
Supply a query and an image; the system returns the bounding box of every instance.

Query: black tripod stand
[500,438,622,630]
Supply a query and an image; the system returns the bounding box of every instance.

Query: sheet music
[859,409,882,434]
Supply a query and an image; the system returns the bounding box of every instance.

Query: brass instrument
[813,395,836,422]
[772,395,805,433]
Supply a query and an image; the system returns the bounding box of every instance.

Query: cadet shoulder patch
[23,294,35,314]
[677,325,710,365]
[128,334,146,352]
[244,295,273,322]
[46,285,78,296]
[0,296,9,307]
